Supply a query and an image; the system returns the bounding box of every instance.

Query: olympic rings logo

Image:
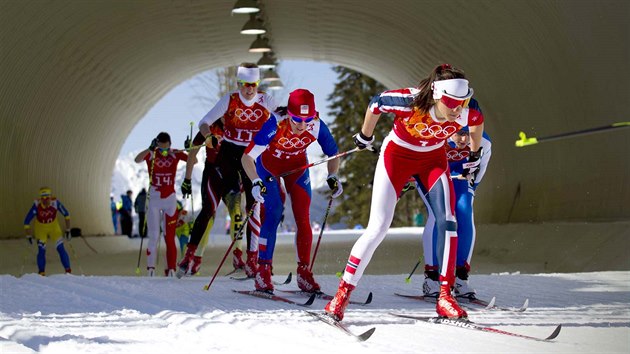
[39,209,56,218]
[154,158,174,168]
[412,123,458,139]
[276,136,312,149]
[446,149,469,161]
[235,108,264,122]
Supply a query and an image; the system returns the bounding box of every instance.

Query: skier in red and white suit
[135,132,187,277]
[325,64,484,320]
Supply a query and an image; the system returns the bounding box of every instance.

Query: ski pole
[515,121,630,147]
[66,240,84,275]
[189,122,196,219]
[136,149,156,275]
[405,256,423,283]
[267,147,362,182]
[310,197,333,272]
[203,203,257,291]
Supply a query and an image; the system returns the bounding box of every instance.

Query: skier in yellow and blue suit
[23,187,72,275]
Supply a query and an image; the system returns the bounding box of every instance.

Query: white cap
[432,79,474,100]
[237,66,260,83]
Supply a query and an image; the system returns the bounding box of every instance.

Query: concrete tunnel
[1,0,629,253]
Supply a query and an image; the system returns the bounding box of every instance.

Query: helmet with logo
[287,89,316,118]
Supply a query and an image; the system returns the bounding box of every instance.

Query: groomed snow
[1,270,629,353]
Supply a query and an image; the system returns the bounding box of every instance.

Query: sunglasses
[290,114,315,123]
[238,80,260,88]
[440,95,470,109]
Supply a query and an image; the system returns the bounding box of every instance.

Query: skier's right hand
[26,235,33,245]
[353,132,374,151]
[251,178,266,203]
[149,138,158,151]
[184,136,191,149]
[181,178,192,198]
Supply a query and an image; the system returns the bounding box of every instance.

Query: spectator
[135,188,147,238]
[120,190,133,237]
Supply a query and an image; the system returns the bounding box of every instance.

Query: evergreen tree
[325,66,425,228]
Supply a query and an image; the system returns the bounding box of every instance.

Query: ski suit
[194,90,277,253]
[186,122,245,258]
[244,113,339,265]
[422,99,492,272]
[144,149,187,272]
[342,87,483,287]
[23,198,71,273]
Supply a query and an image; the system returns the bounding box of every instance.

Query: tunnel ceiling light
[262,69,280,82]
[257,53,276,70]
[249,35,272,53]
[266,80,284,90]
[232,0,260,14]
[241,14,266,35]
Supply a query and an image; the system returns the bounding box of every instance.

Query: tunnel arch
[1,0,628,237]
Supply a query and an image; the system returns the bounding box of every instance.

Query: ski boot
[296,263,321,292]
[436,284,467,318]
[324,279,355,321]
[454,265,476,299]
[190,256,203,276]
[65,268,72,274]
[147,267,155,277]
[255,263,274,294]
[232,248,245,270]
[422,265,440,298]
[176,244,197,278]
[164,269,176,277]
[244,250,258,278]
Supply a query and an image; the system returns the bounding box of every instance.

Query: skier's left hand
[462,147,482,184]
[326,174,343,198]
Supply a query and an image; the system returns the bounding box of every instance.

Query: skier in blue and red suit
[242,88,343,294]
[23,187,72,275]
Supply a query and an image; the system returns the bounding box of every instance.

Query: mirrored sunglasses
[290,114,315,123]
[238,80,260,88]
[440,95,470,109]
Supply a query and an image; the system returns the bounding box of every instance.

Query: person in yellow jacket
[23,187,72,275]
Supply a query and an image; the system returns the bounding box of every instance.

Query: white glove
[251,178,266,203]
[326,174,343,199]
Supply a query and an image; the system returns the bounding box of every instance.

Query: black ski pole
[515,121,630,147]
[309,197,333,272]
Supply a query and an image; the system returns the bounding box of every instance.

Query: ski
[394,293,527,312]
[224,268,242,277]
[306,311,376,342]
[279,290,373,306]
[230,272,292,285]
[389,313,561,342]
[233,289,316,306]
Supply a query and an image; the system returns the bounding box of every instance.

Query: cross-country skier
[178,63,277,278]
[178,120,245,276]
[23,187,72,275]
[135,132,188,277]
[420,111,492,299]
[325,64,484,320]
[241,88,342,294]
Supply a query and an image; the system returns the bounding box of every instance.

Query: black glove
[275,106,288,116]
[26,235,33,245]
[400,181,416,195]
[149,138,158,151]
[462,147,482,185]
[64,230,71,240]
[326,174,343,198]
[181,178,192,198]
[184,136,191,149]
[353,132,375,150]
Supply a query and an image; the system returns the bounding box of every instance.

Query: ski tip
[521,298,530,311]
[365,292,373,305]
[358,327,376,342]
[302,293,317,307]
[545,324,562,341]
[285,272,292,284]
[485,296,496,309]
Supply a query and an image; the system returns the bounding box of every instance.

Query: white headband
[237,66,260,83]
[432,79,473,100]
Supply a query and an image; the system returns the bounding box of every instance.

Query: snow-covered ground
[1,270,628,353]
